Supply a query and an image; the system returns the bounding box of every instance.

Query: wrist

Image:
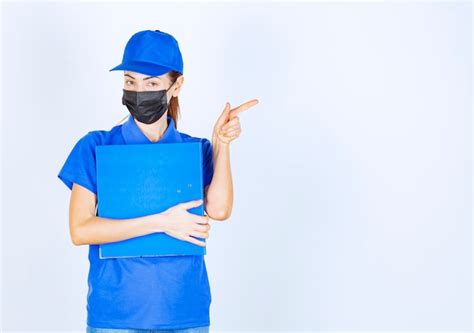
[212,135,230,152]
[147,213,169,233]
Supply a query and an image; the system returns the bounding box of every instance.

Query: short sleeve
[58,132,98,195]
[202,138,214,188]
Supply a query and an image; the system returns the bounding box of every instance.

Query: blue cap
[109,29,183,76]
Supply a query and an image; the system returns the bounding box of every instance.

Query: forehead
[124,71,168,80]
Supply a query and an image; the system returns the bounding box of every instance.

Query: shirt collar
[121,114,182,144]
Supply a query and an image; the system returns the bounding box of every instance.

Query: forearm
[72,213,168,246]
[206,138,233,220]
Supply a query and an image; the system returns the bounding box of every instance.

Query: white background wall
[1,1,472,332]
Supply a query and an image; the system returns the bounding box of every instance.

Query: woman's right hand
[158,199,211,247]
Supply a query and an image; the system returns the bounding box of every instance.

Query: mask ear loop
[167,79,178,96]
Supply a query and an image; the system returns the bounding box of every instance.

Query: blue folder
[95,141,206,259]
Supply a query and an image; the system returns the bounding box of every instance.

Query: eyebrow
[124,73,161,81]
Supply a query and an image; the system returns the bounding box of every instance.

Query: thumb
[215,102,231,128]
[180,199,204,210]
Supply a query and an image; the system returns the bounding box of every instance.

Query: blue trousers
[86,325,210,333]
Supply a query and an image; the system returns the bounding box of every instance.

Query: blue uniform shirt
[58,114,214,330]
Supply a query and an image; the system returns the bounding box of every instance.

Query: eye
[149,82,158,87]
[125,80,134,85]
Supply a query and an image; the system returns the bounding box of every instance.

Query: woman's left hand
[212,99,259,145]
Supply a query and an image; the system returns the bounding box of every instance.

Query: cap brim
[109,61,173,76]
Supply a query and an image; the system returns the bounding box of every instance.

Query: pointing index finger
[230,99,259,119]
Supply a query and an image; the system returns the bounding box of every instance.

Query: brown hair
[167,70,183,129]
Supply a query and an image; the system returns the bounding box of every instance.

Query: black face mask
[122,81,176,124]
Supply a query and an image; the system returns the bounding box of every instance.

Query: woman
[57,30,258,333]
